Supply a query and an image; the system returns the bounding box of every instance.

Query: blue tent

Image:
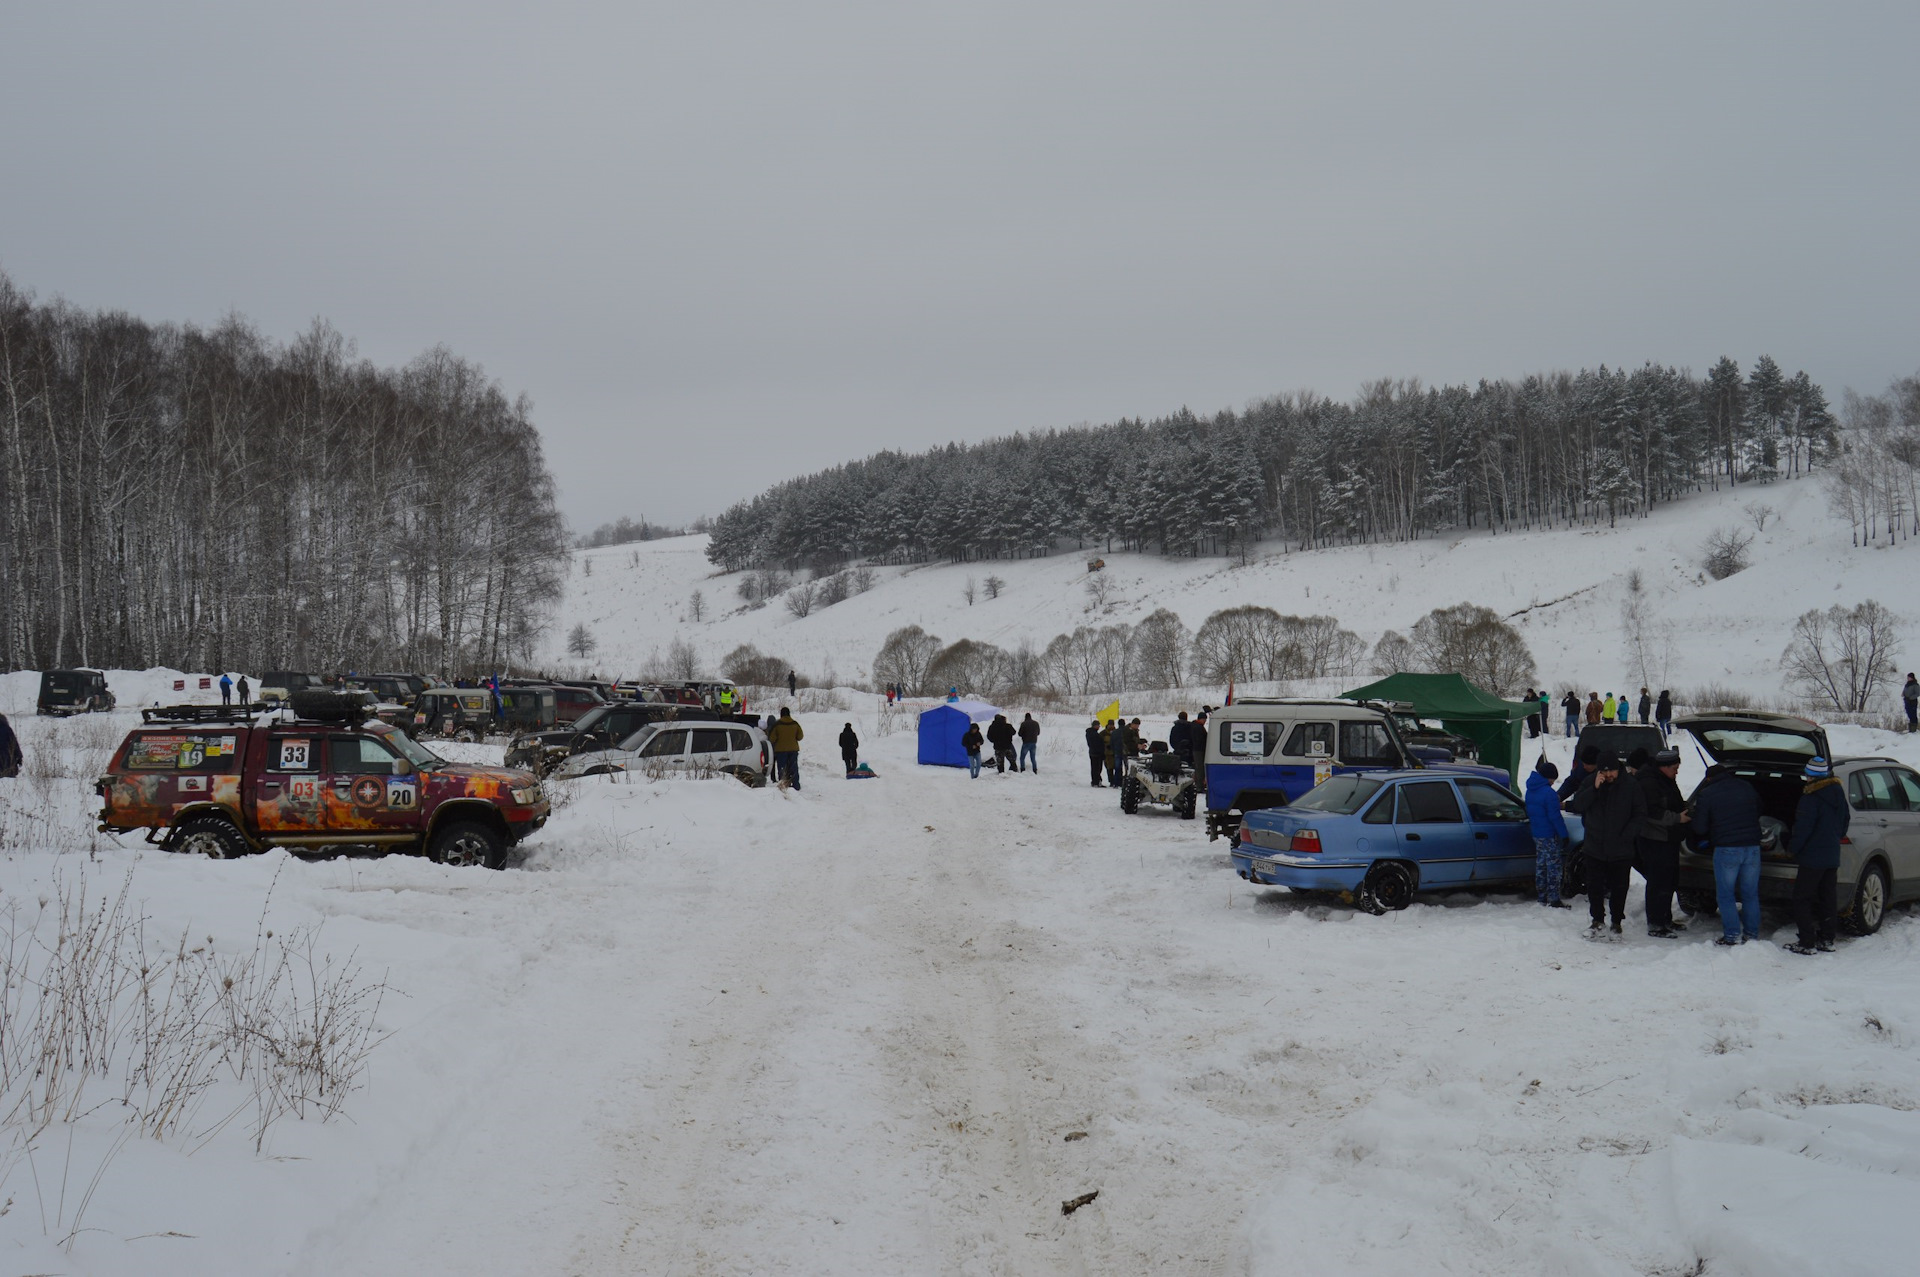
[917,700,1001,767]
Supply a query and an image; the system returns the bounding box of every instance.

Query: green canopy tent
[1340,672,1537,786]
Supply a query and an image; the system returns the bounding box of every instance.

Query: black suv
[38,669,116,716]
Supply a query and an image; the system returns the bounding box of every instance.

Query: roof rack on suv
[141,702,270,724]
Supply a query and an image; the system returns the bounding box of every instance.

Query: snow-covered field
[548,471,1917,708]
[4,686,1920,1273]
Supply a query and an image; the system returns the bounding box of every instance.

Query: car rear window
[1395,781,1463,823]
[1692,726,1818,757]
[123,731,241,772]
[1849,769,1903,813]
[1292,775,1384,814]
[1219,720,1282,757]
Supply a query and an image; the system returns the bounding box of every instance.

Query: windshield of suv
[378,727,446,768]
[571,705,613,734]
[1292,775,1386,814]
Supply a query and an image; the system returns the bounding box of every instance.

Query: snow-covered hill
[545,472,1914,705]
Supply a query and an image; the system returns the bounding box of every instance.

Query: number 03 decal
[287,775,319,802]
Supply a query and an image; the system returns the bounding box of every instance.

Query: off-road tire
[1173,787,1197,820]
[1357,861,1416,915]
[725,765,766,789]
[430,819,506,870]
[1119,777,1142,814]
[1843,861,1890,936]
[1561,848,1587,899]
[1677,888,1717,918]
[171,814,251,860]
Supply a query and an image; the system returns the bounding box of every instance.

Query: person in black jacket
[1558,747,1599,802]
[986,714,1017,773]
[838,723,860,776]
[1634,749,1690,936]
[1085,719,1107,787]
[1785,757,1849,953]
[1169,712,1194,763]
[1192,711,1210,786]
[1523,689,1540,738]
[1690,764,1765,944]
[961,722,985,779]
[1017,713,1040,773]
[1565,754,1647,935]
[1654,689,1673,739]
[1561,690,1581,738]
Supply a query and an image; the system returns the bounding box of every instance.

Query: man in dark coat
[1017,713,1040,773]
[1565,754,1647,935]
[1905,674,1919,732]
[1561,690,1581,738]
[986,714,1016,773]
[1523,689,1540,739]
[1557,746,1599,802]
[961,721,985,779]
[838,723,860,775]
[1634,749,1689,937]
[1192,711,1210,786]
[1690,763,1765,944]
[1085,719,1107,787]
[1785,756,1849,954]
[1169,712,1194,763]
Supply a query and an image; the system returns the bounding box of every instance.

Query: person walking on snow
[1085,719,1107,787]
[1564,753,1647,936]
[1655,689,1673,739]
[1691,762,1765,944]
[986,713,1017,773]
[1525,758,1571,908]
[237,675,250,703]
[787,670,797,698]
[838,723,860,776]
[1637,687,1652,725]
[219,673,233,706]
[1562,690,1581,737]
[1785,756,1848,954]
[1017,713,1040,773]
[1904,674,1919,732]
[962,721,985,779]
[768,707,804,790]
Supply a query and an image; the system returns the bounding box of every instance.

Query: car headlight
[511,784,543,805]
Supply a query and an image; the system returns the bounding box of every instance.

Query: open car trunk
[1673,712,1829,857]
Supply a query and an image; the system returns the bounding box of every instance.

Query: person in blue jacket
[1525,758,1571,907]
[1785,756,1849,954]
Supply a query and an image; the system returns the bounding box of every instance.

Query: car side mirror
[391,759,414,777]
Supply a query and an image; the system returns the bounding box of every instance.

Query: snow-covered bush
[1780,600,1902,713]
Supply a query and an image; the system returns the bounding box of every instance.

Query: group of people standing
[1545,687,1674,738]
[1083,709,1210,787]
[960,712,1041,778]
[216,673,252,705]
[1527,743,1848,952]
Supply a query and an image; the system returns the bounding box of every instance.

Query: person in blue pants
[1017,714,1040,773]
[1691,763,1764,944]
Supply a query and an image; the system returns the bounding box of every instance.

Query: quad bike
[1119,745,1200,820]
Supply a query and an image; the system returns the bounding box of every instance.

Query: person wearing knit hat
[1634,747,1690,937]
[1785,756,1848,954]
[1525,757,1571,908]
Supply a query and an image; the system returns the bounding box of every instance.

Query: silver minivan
[1672,712,1920,935]
[550,719,770,787]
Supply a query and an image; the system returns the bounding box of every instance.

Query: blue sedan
[1230,771,1584,914]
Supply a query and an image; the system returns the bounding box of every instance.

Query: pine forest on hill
[0,273,569,675]
[705,357,1837,573]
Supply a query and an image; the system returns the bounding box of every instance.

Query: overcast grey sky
[4,2,1915,530]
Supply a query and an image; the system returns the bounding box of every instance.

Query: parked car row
[1223,706,1920,934]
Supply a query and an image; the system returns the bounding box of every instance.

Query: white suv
[551,720,769,786]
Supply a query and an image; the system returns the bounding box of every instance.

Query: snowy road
[10,701,1920,1275]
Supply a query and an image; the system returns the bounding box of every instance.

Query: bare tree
[815,572,850,607]
[1781,601,1902,712]
[1371,630,1415,675]
[1703,527,1754,580]
[982,574,1005,600]
[1741,502,1776,532]
[687,589,705,622]
[666,637,700,681]
[851,566,876,594]
[1407,603,1536,695]
[1128,608,1190,689]
[873,625,943,696]
[566,623,596,659]
[1084,574,1113,613]
[785,578,818,618]
[963,576,976,606]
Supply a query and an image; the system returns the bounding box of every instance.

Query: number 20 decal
[386,779,418,809]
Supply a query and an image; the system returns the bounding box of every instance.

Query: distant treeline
[0,273,568,674]
[706,358,1833,572]
[576,514,706,549]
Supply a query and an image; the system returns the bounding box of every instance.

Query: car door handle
[1474,832,1489,840]
[259,780,281,790]
[1405,833,1421,842]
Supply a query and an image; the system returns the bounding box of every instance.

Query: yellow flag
[1096,699,1120,726]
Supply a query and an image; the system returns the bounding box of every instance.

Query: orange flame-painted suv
[97,695,548,869]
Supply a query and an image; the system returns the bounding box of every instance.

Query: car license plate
[1251,857,1279,875]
